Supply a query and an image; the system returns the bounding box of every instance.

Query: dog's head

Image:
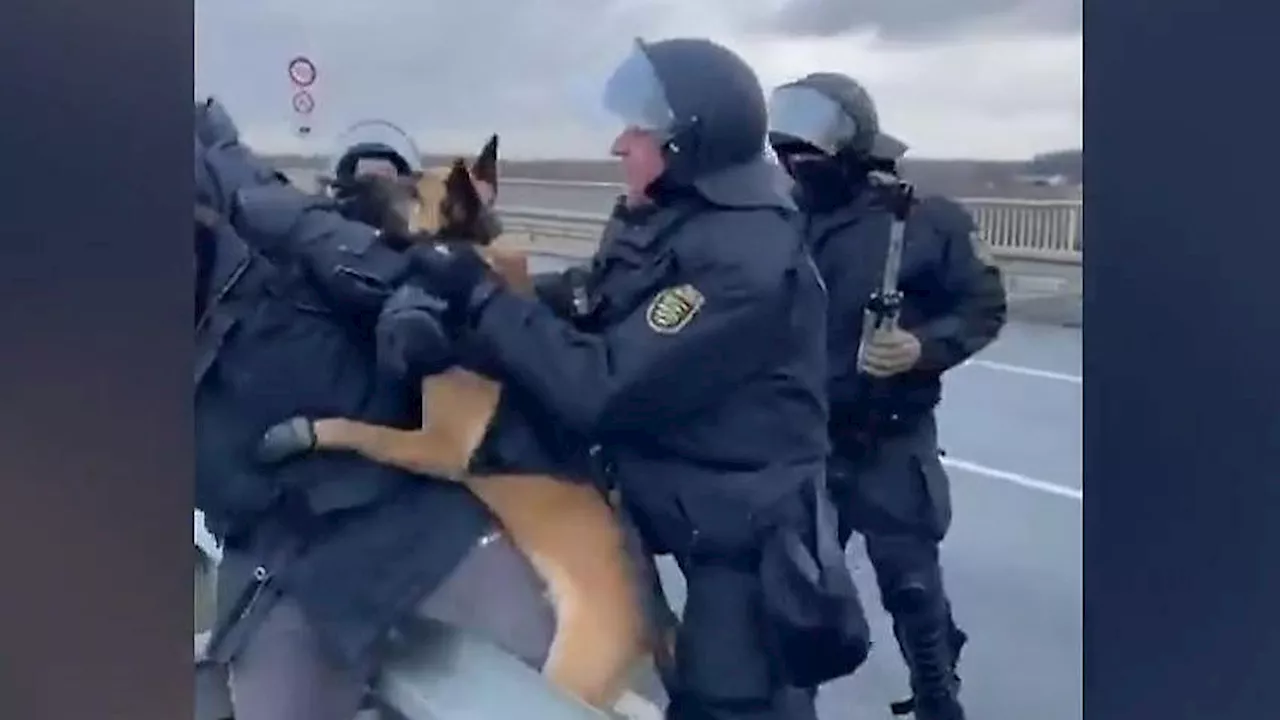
[412,133,502,245]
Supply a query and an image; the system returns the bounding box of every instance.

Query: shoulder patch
[968,229,995,265]
[645,284,705,334]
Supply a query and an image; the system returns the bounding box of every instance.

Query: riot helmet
[327,119,424,181]
[768,72,908,165]
[601,38,791,209]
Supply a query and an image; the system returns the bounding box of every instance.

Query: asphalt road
[528,251,1084,720]
[816,324,1082,720]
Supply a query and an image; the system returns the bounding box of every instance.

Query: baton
[855,170,914,373]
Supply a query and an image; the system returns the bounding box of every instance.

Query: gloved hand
[375,285,456,379]
[533,266,593,319]
[859,326,922,378]
[256,417,316,465]
[406,241,495,310]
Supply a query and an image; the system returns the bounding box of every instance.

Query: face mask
[784,155,855,212]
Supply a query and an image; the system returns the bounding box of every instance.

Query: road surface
[528,253,1083,720]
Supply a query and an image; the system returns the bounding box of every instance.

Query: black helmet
[768,72,908,163]
[328,119,424,181]
[601,38,791,209]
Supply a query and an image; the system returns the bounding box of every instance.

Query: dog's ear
[471,134,499,194]
[442,158,483,227]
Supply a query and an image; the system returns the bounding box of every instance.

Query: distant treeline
[266,148,1083,200]
[1025,150,1083,182]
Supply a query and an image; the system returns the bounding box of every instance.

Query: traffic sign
[291,90,315,115]
[287,56,317,87]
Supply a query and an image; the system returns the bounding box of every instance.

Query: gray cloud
[197,0,665,156]
[762,0,1081,42]
[196,0,1080,159]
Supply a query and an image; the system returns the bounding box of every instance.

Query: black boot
[887,587,967,720]
[890,623,967,716]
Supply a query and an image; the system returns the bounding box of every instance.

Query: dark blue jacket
[194,99,492,670]
[461,197,830,556]
[471,194,870,688]
[801,192,1007,433]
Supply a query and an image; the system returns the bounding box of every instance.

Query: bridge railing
[962,198,1081,263]
[496,195,1083,265]
[276,166,1082,265]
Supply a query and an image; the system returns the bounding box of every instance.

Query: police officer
[194,99,554,720]
[767,73,1008,720]
[383,39,870,720]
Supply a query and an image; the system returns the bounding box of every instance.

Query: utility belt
[829,402,930,459]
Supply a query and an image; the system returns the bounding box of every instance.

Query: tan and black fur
[305,136,657,709]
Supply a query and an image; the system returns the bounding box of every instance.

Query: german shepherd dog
[269,136,668,710]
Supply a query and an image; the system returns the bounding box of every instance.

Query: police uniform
[391,39,870,720]
[768,74,1008,720]
[195,100,552,720]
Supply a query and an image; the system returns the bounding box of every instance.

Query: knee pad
[868,537,944,617]
[882,577,941,617]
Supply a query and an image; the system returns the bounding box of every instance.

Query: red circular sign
[291,91,315,115]
[287,56,317,87]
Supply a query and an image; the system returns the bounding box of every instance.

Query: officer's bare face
[611,127,665,205]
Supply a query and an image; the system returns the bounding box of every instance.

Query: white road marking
[942,456,1082,502]
[614,458,1080,719]
[964,359,1082,385]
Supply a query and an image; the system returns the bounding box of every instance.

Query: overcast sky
[195,0,1081,160]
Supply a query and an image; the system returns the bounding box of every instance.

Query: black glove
[375,285,456,379]
[406,241,495,311]
[534,266,593,320]
[256,417,316,465]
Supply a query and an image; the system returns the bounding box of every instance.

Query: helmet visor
[327,119,424,178]
[767,84,858,157]
[602,41,675,136]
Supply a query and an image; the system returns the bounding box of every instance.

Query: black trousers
[827,415,967,716]
[666,555,819,720]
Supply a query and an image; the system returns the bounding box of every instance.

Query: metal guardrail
[274,165,1082,264]
[497,197,1083,265]
[962,198,1081,263]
